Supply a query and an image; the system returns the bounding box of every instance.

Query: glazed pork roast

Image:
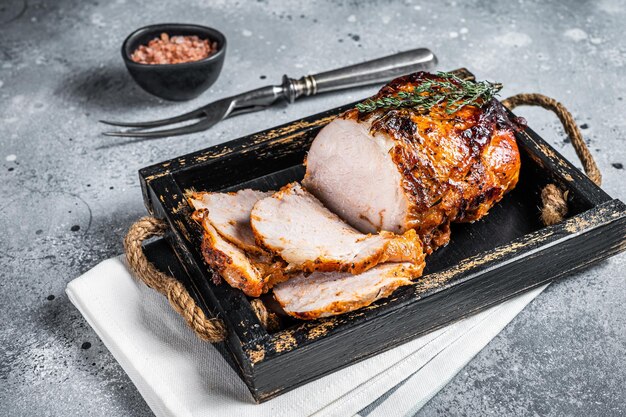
[304,72,523,253]
[189,72,524,318]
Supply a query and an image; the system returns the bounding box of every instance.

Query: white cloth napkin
[66,257,546,417]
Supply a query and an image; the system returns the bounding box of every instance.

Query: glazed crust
[346,72,523,252]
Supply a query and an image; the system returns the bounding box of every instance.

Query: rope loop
[502,93,601,225]
[124,217,227,342]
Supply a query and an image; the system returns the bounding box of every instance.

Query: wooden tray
[138,69,626,403]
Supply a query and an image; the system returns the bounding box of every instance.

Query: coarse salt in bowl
[122,23,227,101]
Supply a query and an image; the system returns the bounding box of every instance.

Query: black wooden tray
[138,69,626,403]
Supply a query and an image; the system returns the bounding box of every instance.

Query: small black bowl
[122,23,227,101]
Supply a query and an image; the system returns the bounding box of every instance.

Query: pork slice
[273,262,422,319]
[193,210,268,297]
[302,117,411,234]
[189,189,272,254]
[190,189,287,297]
[250,182,424,274]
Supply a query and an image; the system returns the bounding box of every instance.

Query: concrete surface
[1,0,625,416]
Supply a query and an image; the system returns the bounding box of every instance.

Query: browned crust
[199,234,227,286]
[259,261,291,290]
[196,215,265,297]
[342,72,523,253]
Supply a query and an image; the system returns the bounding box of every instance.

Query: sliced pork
[189,190,286,297]
[303,72,523,253]
[250,183,425,274]
[273,262,422,319]
[189,189,272,254]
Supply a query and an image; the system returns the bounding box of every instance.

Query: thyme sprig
[355,72,503,115]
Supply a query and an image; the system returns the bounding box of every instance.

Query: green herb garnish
[355,72,503,115]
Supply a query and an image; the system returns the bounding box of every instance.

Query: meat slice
[189,189,272,254]
[189,190,287,297]
[193,210,265,296]
[250,183,424,274]
[273,262,422,319]
[303,117,411,235]
[303,72,524,253]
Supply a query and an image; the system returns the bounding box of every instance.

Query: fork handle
[282,48,437,103]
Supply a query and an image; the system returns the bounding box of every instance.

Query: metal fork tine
[99,107,206,128]
[101,87,276,137]
[228,105,268,117]
[102,116,221,139]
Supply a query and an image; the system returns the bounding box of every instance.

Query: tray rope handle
[124,217,277,343]
[501,93,602,225]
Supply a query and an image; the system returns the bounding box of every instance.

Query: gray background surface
[1,0,625,416]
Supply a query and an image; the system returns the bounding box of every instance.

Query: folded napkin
[67,257,546,417]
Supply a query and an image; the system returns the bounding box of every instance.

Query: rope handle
[124,217,227,342]
[501,93,601,225]
[124,94,601,342]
